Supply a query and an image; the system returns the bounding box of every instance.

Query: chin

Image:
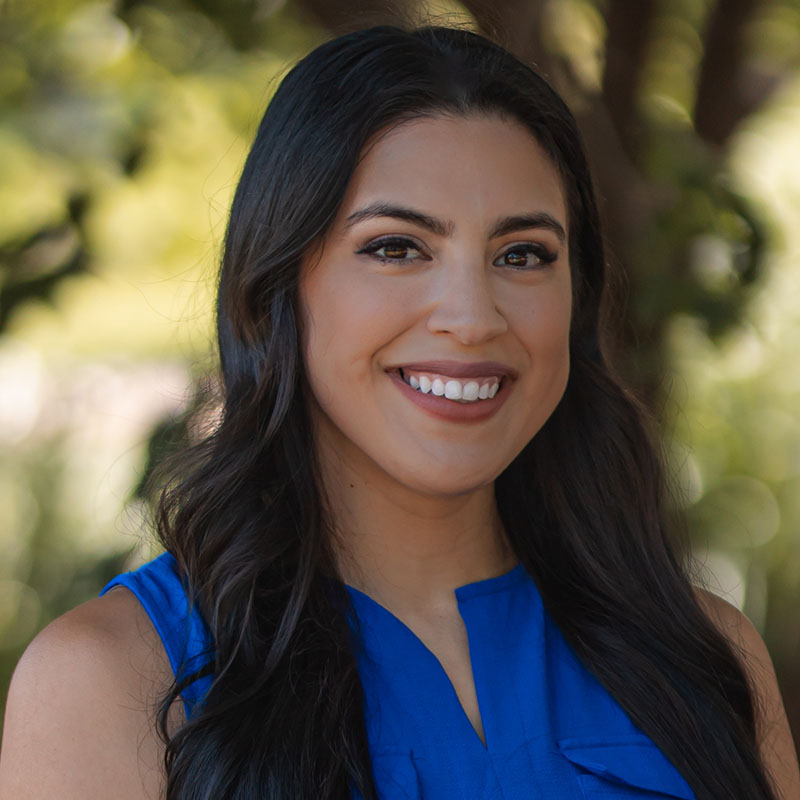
[393,463,504,498]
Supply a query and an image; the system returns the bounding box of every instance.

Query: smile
[386,363,512,423]
[399,369,501,403]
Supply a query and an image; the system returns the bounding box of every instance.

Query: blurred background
[2,0,800,749]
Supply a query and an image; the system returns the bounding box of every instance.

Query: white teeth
[398,370,504,403]
[462,381,479,401]
[444,380,462,400]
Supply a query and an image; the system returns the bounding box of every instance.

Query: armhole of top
[100,552,214,719]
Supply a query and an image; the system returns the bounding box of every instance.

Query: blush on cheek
[538,342,571,412]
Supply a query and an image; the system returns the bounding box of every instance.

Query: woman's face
[299,114,572,496]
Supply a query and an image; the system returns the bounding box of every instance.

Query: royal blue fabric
[102,553,695,799]
[101,553,213,717]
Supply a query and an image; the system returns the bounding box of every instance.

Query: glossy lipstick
[392,360,516,380]
[386,363,513,423]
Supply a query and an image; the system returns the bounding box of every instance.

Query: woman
[0,24,798,800]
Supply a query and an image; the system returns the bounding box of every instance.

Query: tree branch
[694,0,762,146]
[600,0,658,155]
[292,0,411,34]
[459,0,552,74]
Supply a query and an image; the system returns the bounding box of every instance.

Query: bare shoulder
[693,586,800,800]
[0,587,178,800]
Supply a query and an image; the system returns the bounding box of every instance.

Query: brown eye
[504,249,531,268]
[493,243,558,270]
[356,236,429,264]
[381,243,410,259]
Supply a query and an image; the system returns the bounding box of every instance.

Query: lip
[389,360,517,380]
[386,369,511,423]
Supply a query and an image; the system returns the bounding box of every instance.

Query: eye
[493,243,558,270]
[356,236,429,264]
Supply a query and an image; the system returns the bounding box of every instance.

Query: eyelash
[355,235,558,270]
[496,243,558,270]
[356,236,429,264]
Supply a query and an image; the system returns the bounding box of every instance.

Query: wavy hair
[154,24,778,800]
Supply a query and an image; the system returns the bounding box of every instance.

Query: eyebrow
[490,212,566,243]
[344,202,454,237]
[343,202,566,243]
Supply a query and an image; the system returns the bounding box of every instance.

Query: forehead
[334,113,568,231]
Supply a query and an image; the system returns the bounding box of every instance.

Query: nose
[426,260,508,345]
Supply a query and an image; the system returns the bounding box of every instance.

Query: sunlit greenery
[0,0,326,715]
[2,0,800,744]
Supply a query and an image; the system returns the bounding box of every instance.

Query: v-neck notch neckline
[344,561,530,755]
[344,560,527,607]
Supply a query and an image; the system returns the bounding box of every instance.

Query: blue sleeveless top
[101,553,695,799]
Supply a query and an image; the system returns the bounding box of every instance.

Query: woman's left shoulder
[692,586,766,656]
[692,586,800,800]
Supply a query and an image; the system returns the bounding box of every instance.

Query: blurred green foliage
[1,0,800,750]
[0,0,326,725]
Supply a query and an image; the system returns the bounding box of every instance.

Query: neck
[320,446,517,618]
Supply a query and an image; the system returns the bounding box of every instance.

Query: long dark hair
[154,24,778,800]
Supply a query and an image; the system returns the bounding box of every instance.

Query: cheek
[535,293,572,387]
[539,298,572,364]
[300,269,412,389]
[503,275,572,352]
[502,279,572,414]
